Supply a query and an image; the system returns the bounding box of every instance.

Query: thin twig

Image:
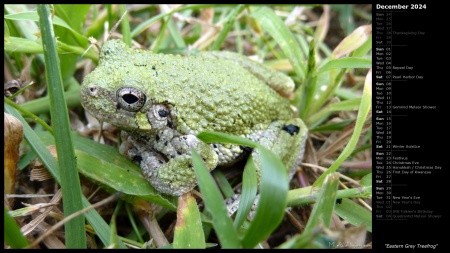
[27,192,121,248]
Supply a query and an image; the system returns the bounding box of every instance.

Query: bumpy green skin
[80,40,307,196]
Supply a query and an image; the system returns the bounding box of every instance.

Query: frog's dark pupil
[123,94,139,104]
[158,109,169,117]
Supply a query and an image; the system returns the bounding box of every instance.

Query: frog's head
[80,40,176,134]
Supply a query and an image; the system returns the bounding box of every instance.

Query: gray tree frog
[80,39,308,196]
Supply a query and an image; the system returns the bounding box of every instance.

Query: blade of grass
[192,150,241,248]
[159,4,186,49]
[4,36,98,62]
[309,119,354,132]
[4,10,88,46]
[173,193,206,248]
[279,173,340,249]
[211,4,246,51]
[37,5,85,248]
[332,25,372,59]
[4,207,29,248]
[233,155,257,230]
[297,40,317,118]
[286,185,372,207]
[313,68,372,187]
[241,146,289,248]
[304,173,339,234]
[119,5,131,47]
[308,25,372,117]
[212,170,236,198]
[130,4,217,38]
[306,98,361,126]
[334,199,372,232]
[251,6,306,81]
[316,57,371,74]
[151,15,170,53]
[197,131,290,248]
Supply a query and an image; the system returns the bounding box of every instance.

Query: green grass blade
[197,131,289,248]
[17,86,80,116]
[335,87,363,100]
[37,5,86,248]
[212,170,235,198]
[82,198,127,248]
[4,37,43,54]
[4,207,29,248]
[332,25,372,59]
[4,36,98,61]
[287,185,372,207]
[309,119,354,132]
[313,68,372,187]
[53,4,91,82]
[241,147,288,248]
[279,173,340,249]
[173,194,206,248]
[119,5,131,47]
[192,151,241,248]
[4,19,10,40]
[306,98,361,126]
[233,156,257,230]
[130,4,216,38]
[158,4,186,49]
[303,173,339,234]
[211,4,246,51]
[316,57,372,74]
[4,10,88,46]
[167,18,186,49]
[360,173,372,187]
[251,6,306,80]
[334,199,372,232]
[197,131,258,148]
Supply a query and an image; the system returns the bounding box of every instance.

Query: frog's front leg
[120,132,218,196]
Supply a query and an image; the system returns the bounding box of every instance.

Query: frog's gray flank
[80,39,307,196]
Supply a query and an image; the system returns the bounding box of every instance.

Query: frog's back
[148,54,294,135]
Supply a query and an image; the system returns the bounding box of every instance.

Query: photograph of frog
[5,4,372,249]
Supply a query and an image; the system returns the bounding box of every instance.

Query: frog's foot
[120,131,219,196]
[225,194,259,220]
[142,154,199,196]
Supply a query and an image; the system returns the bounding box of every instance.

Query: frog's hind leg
[250,118,308,180]
[226,118,308,218]
[201,51,295,97]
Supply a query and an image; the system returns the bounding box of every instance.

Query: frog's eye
[117,87,146,112]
